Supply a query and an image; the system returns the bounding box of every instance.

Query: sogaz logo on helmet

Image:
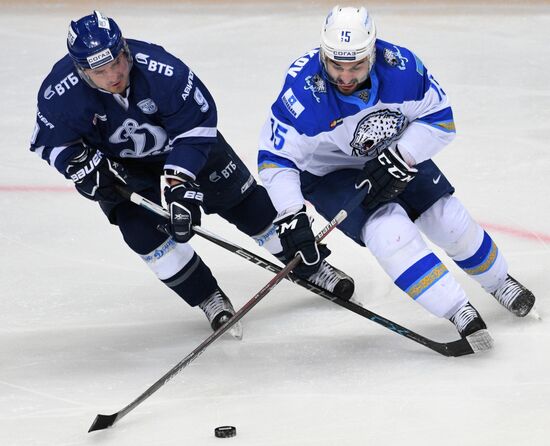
[87,48,114,69]
[333,50,357,61]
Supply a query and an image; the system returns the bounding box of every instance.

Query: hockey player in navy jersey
[30,11,355,337]
[258,5,536,350]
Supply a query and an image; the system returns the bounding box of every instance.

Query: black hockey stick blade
[87,257,301,434]
[361,310,475,356]
[89,413,119,432]
[194,227,476,357]
[440,338,475,357]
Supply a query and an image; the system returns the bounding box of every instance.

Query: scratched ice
[1,2,549,445]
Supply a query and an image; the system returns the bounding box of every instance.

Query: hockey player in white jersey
[30,11,354,338]
[258,5,535,350]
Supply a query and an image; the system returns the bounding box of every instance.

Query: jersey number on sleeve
[194,88,209,113]
[270,118,288,150]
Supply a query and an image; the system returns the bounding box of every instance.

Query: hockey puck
[214,426,236,438]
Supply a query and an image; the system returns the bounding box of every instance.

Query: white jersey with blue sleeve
[258,40,456,216]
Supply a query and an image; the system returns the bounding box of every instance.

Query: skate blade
[528,305,542,321]
[228,321,243,340]
[466,329,494,353]
[218,314,243,341]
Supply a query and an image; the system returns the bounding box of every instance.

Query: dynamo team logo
[109,118,169,158]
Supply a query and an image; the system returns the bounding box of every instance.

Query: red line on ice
[479,222,550,243]
[0,185,73,192]
[1,186,549,242]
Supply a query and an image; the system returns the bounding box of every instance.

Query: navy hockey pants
[300,159,455,246]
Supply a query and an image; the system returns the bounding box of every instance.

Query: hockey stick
[187,227,475,358]
[114,185,474,358]
[88,186,362,432]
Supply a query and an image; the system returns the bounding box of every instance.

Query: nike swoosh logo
[433,174,442,184]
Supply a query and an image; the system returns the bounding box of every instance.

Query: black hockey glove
[65,147,127,202]
[275,207,330,279]
[162,177,203,243]
[355,147,418,210]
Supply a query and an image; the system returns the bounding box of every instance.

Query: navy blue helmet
[67,11,125,70]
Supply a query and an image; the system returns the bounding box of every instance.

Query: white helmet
[320,5,377,68]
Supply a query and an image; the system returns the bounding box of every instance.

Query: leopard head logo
[350,109,407,158]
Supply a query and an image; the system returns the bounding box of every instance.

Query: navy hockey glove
[355,147,418,210]
[162,177,203,243]
[65,148,127,202]
[275,207,330,279]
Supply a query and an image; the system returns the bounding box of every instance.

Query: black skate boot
[199,289,242,339]
[491,275,535,317]
[450,303,494,352]
[307,260,355,300]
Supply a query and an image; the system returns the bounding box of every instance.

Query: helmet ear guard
[320,6,377,81]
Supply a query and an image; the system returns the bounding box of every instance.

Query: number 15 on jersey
[270,118,288,150]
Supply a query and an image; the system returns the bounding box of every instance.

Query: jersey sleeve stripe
[417,107,456,133]
[48,145,71,167]
[258,150,299,172]
[169,126,217,145]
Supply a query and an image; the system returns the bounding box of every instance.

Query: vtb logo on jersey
[350,109,408,159]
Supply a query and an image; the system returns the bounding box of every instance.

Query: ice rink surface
[1,1,549,445]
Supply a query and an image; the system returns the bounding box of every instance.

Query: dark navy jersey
[30,39,218,179]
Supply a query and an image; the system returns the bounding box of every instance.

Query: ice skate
[450,303,494,352]
[199,289,243,340]
[491,275,535,317]
[307,260,355,300]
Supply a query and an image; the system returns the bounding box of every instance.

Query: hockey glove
[162,176,203,243]
[65,147,127,202]
[355,147,418,210]
[275,207,330,279]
